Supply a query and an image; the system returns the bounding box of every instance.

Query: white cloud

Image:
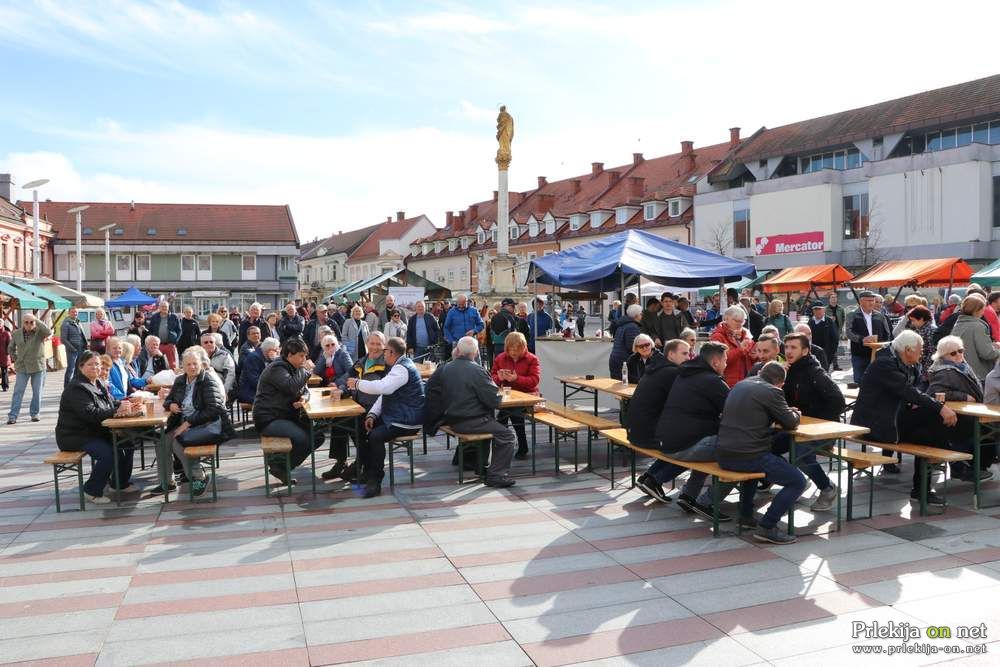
[369,11,509,35]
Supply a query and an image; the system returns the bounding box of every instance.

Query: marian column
[491,105,516,293]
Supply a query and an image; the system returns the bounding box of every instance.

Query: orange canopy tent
[761,264,854,295]
[848,258,973,290]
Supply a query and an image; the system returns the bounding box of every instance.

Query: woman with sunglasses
[625,333,664,384]
[313,334,353,480]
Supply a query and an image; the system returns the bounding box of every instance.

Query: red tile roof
[733,74,1000,162]
[300,223,380,260]
[347,214,431,262]
[20,201,299,244]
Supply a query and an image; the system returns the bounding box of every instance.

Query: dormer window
[460,237,470,250]
[448,238,457,251]
[509,224,518,239]
[545,219,555,234]
[410,245,420,255]
[670,200,680,217]
[569,217,580,231]
[644,204,656,221]
[529,220,538,236]
[434,241,444,253]
[615,208,630,225]
[477,229,486,244]
[491,228,497,242]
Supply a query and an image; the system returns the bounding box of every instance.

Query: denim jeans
[64,350,80,387]
[261,419,322,469]
[81,438,135,497]
[851,354,870,384]
[770,431,832,490]
[648,435,718,499]
[364,421,420,483]
[719,453,807,529]
[8,370,44,420]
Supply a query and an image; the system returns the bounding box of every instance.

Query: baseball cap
[501,298,516,306]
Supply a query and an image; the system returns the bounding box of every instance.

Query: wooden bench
[851,439,972,516]
[439,426,493,484]
[815,446,897,523]
[544,403,619,470]
[239,403,253,434]
[533,412,585,475]
[600,428,764,536]
[388,432,421,487]
[182,445,219,503]
[44,451,86,513]
[261,436,294,497]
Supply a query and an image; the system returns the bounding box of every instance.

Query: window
[569,217,580,231]
[994,176,1000,228]
[278,256,290,272]
[545,220,555,234]
[491,228,497,242]
[56,253,66,278]
[510,224,518,239]
[135,254,151,281]
[529,221,538,236]
[460,237,469,249]
[176,227,188,236]
[669,200,680,217]
[477,230,486,244]
[991,120,1000,144]
[146,228,157,236]
[802,147,861,172]
[957,126,972,147]
[241,254,256,280]
[448,238,457,251]
[181,254,196,281]
[843,193,870,239]
[974,123,989,144]
[644,204,656,220]
[197,254,212,280]
[733,209,750,250]
[115,254,132,281]
[460,268,467,284]
[82,227,92,235]
[615,209,630,225]
[448,269,455,284]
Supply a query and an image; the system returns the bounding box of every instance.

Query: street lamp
[22,178,49,279]
[67,205,90,292]
[98,222,116,300]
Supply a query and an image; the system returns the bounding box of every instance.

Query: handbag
[177,417,223,446]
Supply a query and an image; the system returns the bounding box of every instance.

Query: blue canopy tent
[105,286,158,308]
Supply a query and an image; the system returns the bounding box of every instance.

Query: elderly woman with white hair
[709,305,757,387]
[609,303,643,379]
[341,304,371,361]
[926,335,994,482]
[625,333,664,384]
[950,294,1000,381]
[851,329,959,504]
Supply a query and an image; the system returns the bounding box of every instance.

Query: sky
[1,0,997,242]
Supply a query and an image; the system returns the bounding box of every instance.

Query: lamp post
[98,223,116,300]
[22,178,49,279]
[66,206,90,292]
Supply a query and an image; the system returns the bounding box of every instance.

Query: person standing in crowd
[363,303,380,333]
[341,304,371,362]
[378,294,408,328]
[443,293,485,349]
[278,302,305,342]
[625,334,663,384]
[710,305,756,387]
[951,294,1000,381]
[127,311,148,342]
[347,337,424,498]
[526,296,553,353]
[938,294,961,325]
[56,351,141,504]
[608,299,623,325]
[89,308,115,354]
[406,300,441,362]
[846,290,892,383]
[239,303,268,353]
[147,301,182,368]
[383,309,407,341]
[440,336,517,488]
[639,298,662,342]
[176,306,201,358]
[263,311,280,340]
[237,337,280,406]
[8,314,51,424]
[329,301,346,329]
[576,305,587,338]
[488,298,518,363]
[740,297,764,340]
[851,330,958,497]
[60,307,88,386]
[826,292,846,370]
[676,296,697,329]
[305,304,341,361]
[491,332,540,460]
[764,299,794,339]
[163,346,233,497]
[807,302,838,372]
[609,304,642,379]
[658,293,684,346]
[716,362,804,544]
[254,337,324,486]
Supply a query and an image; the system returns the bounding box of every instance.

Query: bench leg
[573,431,579,473]
[609,444,615,490]
[846,463,855,521]
[458,442,464,485]
[553,431,559,477]
[139,440,146,470]
[211,459,218,502]
[630,447,636,489]
[263,454,272,497]
[389,442,396,489]
[835,456,843,533]
[918,458,928,517]
[112,438,121,508]
[76,463,85,511]
[52,465,62,513]
[409,444,415,485]
[422,431,427,456]
[711,477,720,538]
[586,429,592,472]
[867,465,875,519]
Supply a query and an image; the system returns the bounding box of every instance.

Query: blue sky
[1,0,996,240]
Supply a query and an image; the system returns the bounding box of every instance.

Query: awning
[970,258,1000,287]
[105,286,158,307]
[849,258,973,289]
[328,269,403,301]
[698,271,771,297]
[327,278,370,300]
[12,282,72,310]
[24,279,104,308]
[0,282,48,309]
[761,264,853,293]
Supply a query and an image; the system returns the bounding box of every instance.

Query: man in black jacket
[847,290,891,382]
[304,305,342,361]
[740,297,764,340]
[238,303,268,351]
[177,306,202,357]
[793,322,828,370]
[851,331,958,503]
[641,342,732,520]
[278,302,306,342]
[657,293,685,346]
[807,302,838,372]
[778,333,842,512]
[631,339,690,502]
[488,298,519,363]
[716,362,803,544]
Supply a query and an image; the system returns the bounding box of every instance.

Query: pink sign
[755,231,824,255]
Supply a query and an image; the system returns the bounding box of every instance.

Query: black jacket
[252,359,309,429]
[177,316,201,354]
[303,317,343,360]
[746,308,764,340]
[440,357,501,423]
[658,311,685,343]
[56,377,118,451]
[655,357,729,453]
[783,353,844,422]
[717,376,800,460]
[846,308,891,357]
[405,313,442,354]
[163,370,232,437]
[808,316,838,369]
[609,320,640,377]
[626,350,664,384]
[811,347,829,371]
[277,313,306,342]
[239,317,268,348]
[851,346,942,443]
[626,357,679,447]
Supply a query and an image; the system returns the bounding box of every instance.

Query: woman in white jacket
[382,309,407,340]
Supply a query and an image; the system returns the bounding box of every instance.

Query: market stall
[848,258,972,299]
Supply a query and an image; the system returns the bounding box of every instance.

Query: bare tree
[703,219,732,256]
[853,196,892,270]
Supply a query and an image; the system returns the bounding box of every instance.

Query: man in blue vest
[347,336,425,498]
[526,296,554,353]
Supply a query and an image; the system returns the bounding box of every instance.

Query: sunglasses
[636,343,652,349]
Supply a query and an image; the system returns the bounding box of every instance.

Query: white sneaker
[810,484,838,512]
[86,494,111,505]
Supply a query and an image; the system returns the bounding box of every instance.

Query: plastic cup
[935,392,946,403]
[502,385,512,397]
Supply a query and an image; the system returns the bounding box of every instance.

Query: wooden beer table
[102,405,171,505]
[944,401,1000,510]
[304,389,365,495]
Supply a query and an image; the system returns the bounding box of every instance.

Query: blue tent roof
[105,286,158,307]
[527,229,757,292]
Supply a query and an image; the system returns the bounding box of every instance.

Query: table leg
[530,407,536,476]
[309,419,317,496]
[787,439,796,536]
[159,427,170,504]
[973,419,982,511]
[112,432,121,508]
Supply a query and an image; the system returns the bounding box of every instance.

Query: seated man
[440,336,516,488]
[716,362,804,545]
[202,332,236,395]
[239,325,263,359]
[347,337,425,498]
[631,338,691,502]
[793,322,828,371]
[747,335,780,377]
[851,330,958,504]
[236,337,279,405]
[642,342,731,519]
[625,334,664,384]
[138,335,170,381]
[779,332,843,511]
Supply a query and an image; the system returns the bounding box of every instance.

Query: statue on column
[478,253,492,292]
[495,105,513,170]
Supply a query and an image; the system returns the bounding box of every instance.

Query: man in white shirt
[846,290,891,382]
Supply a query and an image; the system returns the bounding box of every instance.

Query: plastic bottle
[621,361,629,387]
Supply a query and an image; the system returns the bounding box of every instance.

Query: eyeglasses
[636,343,652,349]
[948,349,965,356]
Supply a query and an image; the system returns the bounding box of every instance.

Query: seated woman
[106,337,146,399]
[625,333,664,384]
[491,332,540,460]
[120,340,149,392]
[55,351,141,504]
[926,335,994,482]
[312,334,353,479]
[236,337,280,405]
[163,346,233,497]
[253,337,323,485]
[201,313,232,352]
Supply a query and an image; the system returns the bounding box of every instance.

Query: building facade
[0,175,55,280]
[344,212,435,284]
[35,201,300,315]
[297,224,380,302]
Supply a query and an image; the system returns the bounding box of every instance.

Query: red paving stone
[831,555,969,587]
[292,546,444,570]
[148,648,309,667]
[307,623,511,664]
[703,589,880,633]
[297,571,466,603]
[115,588,299,619]
[0,544,147,562]
[0,592,125,619]
[419,511,554,533]
[0,566,138,587]
[130,561,291,586]
[472,565,640,601]
[626,546,777,579]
